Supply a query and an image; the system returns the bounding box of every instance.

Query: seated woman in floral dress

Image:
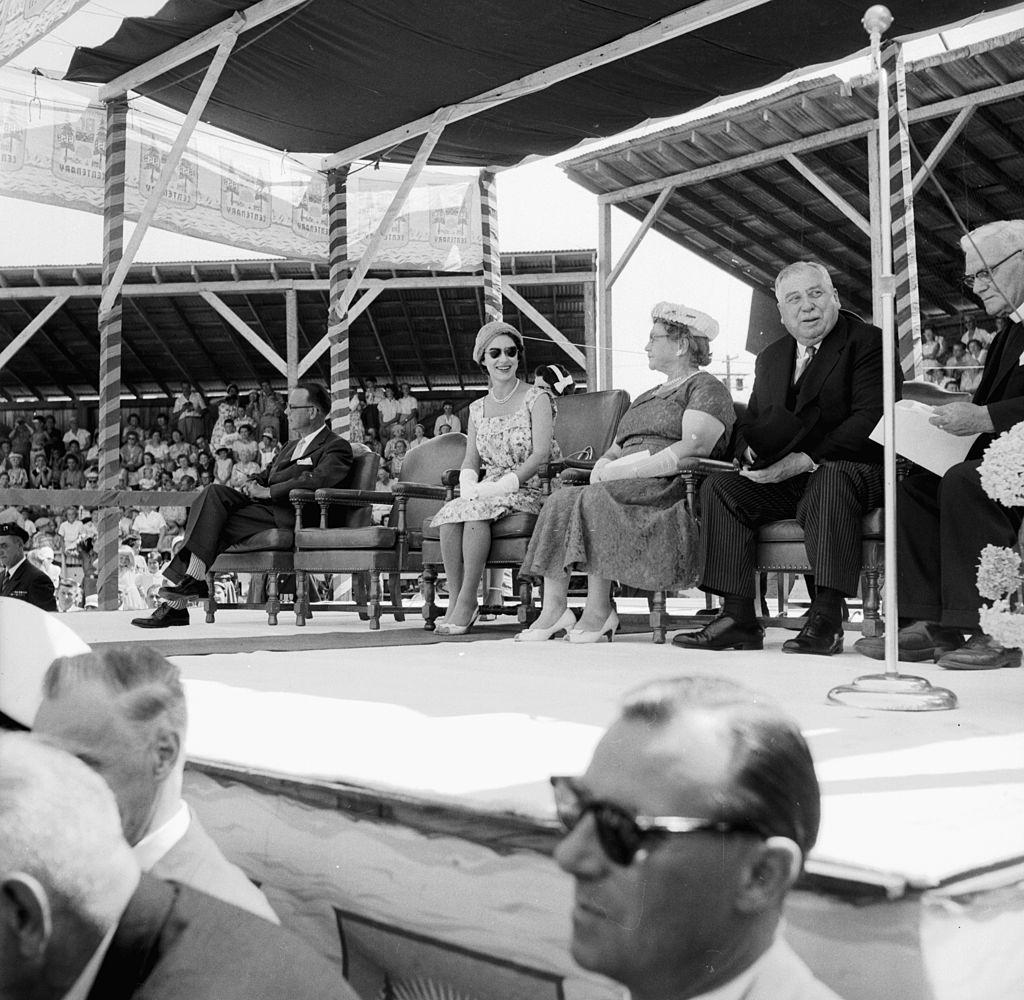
[516,301,734,643]
[430,321,558,636]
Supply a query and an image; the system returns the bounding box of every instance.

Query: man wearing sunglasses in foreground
[552,675,842,1000]
[855,220,1024,669]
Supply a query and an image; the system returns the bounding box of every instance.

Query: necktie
[0,568,8,593]
[795,345,816,383]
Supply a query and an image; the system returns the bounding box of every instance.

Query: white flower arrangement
[976,425,1024,647]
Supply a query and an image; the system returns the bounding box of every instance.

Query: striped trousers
[698,461,884,599]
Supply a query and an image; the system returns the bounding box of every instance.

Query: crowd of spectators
[921,322,993,393]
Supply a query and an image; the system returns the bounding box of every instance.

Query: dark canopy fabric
[66,0,1021,166]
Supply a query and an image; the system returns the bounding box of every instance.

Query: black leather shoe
[158,578,209,601]
[936,633,1022,670]
[853,621,963,662]
[132,603,190,628]
[782,610,843,656]
[672,615,764,651]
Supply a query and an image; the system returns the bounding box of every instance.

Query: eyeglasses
[962,249,1023,289]
[486,346,519,359]
[550,776,761,866]
[285,403,317,413]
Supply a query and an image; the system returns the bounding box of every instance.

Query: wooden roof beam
[391,273,431,390]
[364,309,398,387]
[123,299,193,397]
[156,295,235,387]
[434,286,465,390]
[200,291,288,376]
[57,299,145,398]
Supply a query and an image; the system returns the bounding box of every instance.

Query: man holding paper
[675,262,892,656]
[856,220,1024,669]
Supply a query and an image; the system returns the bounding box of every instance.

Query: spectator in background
[121,411,144,443]
[29,451,54,489]
[377,384,400,437]
[214,445,234,485]
[6,452,27,487]
[28,543,61,588]
[120,430,144,483]
[172,452,198,484]
[167,427,190,462]
[533,363,577,397]
[62,414,91,451]
[388,437,408,479]
[132,506,167,544]
[258,429,280,470]
[364,426,383,456]
[29,414,52,459]
[361,376,382,436]
[960,338,986,394]
[83,466,100,489]
[0,522,56,610]
[137,451,160,491]
[211,416,239,453]
[211,383,245,446]
[59,454,86,490]
[0,472,10,490]
[383,424,407,461]
[408,422,427,450]
[397,381,419,430]
[9,415,32,460]
[0,438,14,471]
[254,379,285,439]
[230,456,261,489]
[173,380,206,419]
[232,422,259,464]
[433,400,461,436]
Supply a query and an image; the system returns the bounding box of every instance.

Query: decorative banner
[0,0,91,68]
[0,69,483,270]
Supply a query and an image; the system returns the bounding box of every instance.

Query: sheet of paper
[869,400,978,476]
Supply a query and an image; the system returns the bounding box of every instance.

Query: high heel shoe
[514,608,577,643]
[566,610,619,644]
[436,609,480,636]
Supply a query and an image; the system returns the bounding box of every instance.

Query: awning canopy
[63,0,1024,167]
[562,26,1024,331]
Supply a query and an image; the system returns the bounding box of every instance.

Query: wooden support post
[0,294,69,370]
[479,169,502,321]
[285,289,299,391]
[200,290,288,374]
[607,185,674,289]
[327,166,351,435]
[597,201,613,390]
[97,98,128,611]
[504,285,586,368]
[583,279,597,391]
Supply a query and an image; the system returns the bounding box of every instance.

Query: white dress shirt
[133,799,191,871]
[61,925,118,1000]
[290,424,326,462]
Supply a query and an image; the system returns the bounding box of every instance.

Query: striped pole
[97,98,128,610]
[884,41,923,379]
[478,169,502,321]
[327,166,351,436]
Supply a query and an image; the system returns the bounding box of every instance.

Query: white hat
[651,302,720,341]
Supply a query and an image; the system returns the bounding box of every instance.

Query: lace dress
[431,385,560,526]
[520,372,734,591]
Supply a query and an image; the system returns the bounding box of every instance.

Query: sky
[1,2,1020,400]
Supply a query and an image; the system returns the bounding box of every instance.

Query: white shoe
[566,610,619,644]
[514,608,576,643]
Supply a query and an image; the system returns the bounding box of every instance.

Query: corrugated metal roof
[563,28,1024,335]
[0,252,594,400]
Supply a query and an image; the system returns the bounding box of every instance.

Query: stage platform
[45,606,1024,999]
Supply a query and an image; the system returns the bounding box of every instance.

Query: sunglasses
[486,346,519,359]
[550,776,761,866]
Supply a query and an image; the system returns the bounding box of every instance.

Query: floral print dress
[431,385,560,526]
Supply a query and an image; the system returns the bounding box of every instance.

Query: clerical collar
[1010,301,1023,323]
[132,800,190,871]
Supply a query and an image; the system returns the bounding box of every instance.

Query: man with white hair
[32,647,278,922]
[676,261,893,656]
[0,734,353,1000]
[856,219,1024,669]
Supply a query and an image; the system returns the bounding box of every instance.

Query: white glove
[459,468,480,500]
[589,457,613,484]
[624,447,680,479]
[474,471,520,498]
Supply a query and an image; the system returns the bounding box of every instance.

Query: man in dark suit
[0,734,354,1000]
[675,261,891,656]
[856,220,1024,669]
[132,382,352,628]
[0,522,57,611]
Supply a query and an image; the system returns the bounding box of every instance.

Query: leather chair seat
[223,528,294,553]
[296,526,397,550]
[421,511,537,542]
[756,508,884,543]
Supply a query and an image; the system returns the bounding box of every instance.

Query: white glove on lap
[589,457,613,484]
[474,471,520,498]
[459,468,480,500]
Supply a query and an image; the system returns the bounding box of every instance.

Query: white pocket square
[297,457,313,466]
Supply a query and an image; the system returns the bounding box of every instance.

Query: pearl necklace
[490,378,519,404]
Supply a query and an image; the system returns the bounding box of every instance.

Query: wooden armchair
[418,389,632,627]
[647,380,970,643]
[204,450,379,626]
[293,434,467,629]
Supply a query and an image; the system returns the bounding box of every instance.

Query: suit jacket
[148,812,278,924]
[0,558,56,611]
[968,318,1024,458]
[737,312,897,468]
[87,875,355,1000]
[253,425,353,528]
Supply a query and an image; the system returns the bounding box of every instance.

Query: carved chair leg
[367,572,381,630]
[389,573,405,622]
[205,571,217,623]
[517,575,536,625]
[354,571,370,621]
[420,566,440,630]
[861,568,882,637]
[295,570,307,626]
[266,572,280,626]
[650,589,666,644]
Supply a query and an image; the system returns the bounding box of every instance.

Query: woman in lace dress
[430,321,557,635]
[516,302,734,643]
